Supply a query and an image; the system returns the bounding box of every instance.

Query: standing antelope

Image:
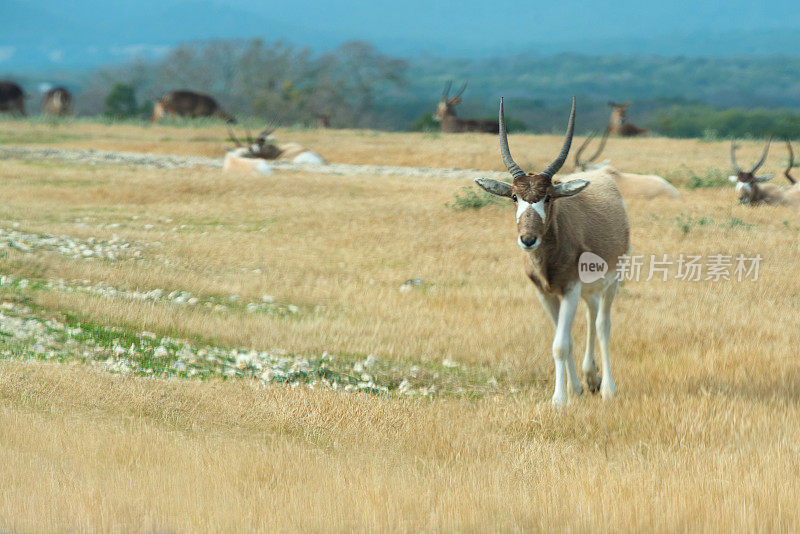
[729,139,800,207]
[574,130,680,199]
[0,81,26,116]
[435,81,498,133]
[475,97,630,405]
[41,87,72,116]
[151,90,235,123]
[607,101,647,137]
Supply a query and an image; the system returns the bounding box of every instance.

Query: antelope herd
[0,73,799,409]
[0,78,796,206]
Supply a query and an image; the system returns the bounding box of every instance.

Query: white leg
[596,281,618,400]
[538,291,582,398]
[536,292,560,327]
[582,294,601,394]
[551,283,581,406]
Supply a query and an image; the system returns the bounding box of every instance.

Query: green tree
[104,83,141,119]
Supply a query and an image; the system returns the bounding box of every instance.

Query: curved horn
[574,131,597,168]
[588,127,609,164]
[257,127,275,140]
[257,119,280,141]
[730,139,742,173]
[749,137,771,174]
[226,123,242,148]
[244,126,255,147]
[454,81,468,99]
[499,97,526,179]
[442,81,452,99]
[541,96,576,179]
[786,140,796,185]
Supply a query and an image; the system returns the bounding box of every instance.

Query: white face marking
[735,182,751,195]
[515,198,546,224]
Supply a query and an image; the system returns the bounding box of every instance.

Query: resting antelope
[729,139,800,207]
[475,97,630,405]
[573,130,680,199]
[222,126,326,172]
[151,90,234,123]
[435,81,497,133]
[607,101,647,137]
[41,87,72,116]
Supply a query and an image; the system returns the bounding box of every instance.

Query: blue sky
[3,0,800,69]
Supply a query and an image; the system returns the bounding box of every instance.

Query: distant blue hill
[3,0,800,71]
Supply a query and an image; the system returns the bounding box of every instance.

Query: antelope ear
[474,178,512,198]
[552,179,589,199]
[753,174,774,183]
[728,175,738,183]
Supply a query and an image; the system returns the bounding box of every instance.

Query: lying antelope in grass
[607,101,647,137]
[475,97,629,405]
[573,130,680,199]
[435,81,498,133]
[729,139,800,207]
[223,126,326,172]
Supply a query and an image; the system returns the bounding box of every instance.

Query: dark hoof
[586,376,601,394]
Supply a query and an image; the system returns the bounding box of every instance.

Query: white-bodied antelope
[475,98,630,405]
[729,139,800,207]
[435,81,498,133]
[574,130,680,199]
[223,125,326,172]
[607,101,647,137]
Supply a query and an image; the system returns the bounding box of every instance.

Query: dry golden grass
[1,123,800,532]
[0,118,790,178]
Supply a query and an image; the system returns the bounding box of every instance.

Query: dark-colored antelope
[607,101,647,137]
[573,130,679,199]
[151,90,234,123]
[475,97,630,405]
[435,81,497,133]
[41,87,72,116]
[729,139,800,207]
[0,81,26,116]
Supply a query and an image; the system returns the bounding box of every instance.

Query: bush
[686,168,731,189]
[104,83,149,119]
[409,113,439,132]
[656,105,800,139]
[447,186,504,210]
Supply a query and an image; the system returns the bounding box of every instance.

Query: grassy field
[1,120,800,532]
